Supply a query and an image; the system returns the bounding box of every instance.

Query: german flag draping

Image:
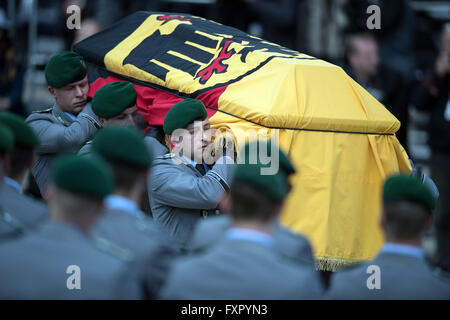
[74,11,411,270]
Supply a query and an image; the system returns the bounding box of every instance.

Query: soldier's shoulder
[25,107,54,122]
[157,152,176,160]
[91,235,135,263]
[34,107,53,114]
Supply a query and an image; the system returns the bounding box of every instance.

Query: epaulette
[0,212,25,238]
[92,236,134,262]
[159,153,176,159]
[33,107,53,113]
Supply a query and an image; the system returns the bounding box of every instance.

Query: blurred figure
[71,18,102,48]
[187,142,317,273]
[90,126,176,299]
[412,23,450,275]
[0,124,19,240]
[0,154,142,299]
[0,113,47,235]
[344,0,416,82]
[160,142,323,299]
[326,174,450,299]
[344,33,409,150]
[0,10,26,116]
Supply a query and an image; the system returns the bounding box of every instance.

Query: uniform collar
[104,195,140,217]
[225,227,274,248]
[181,154,198,167]
[53,105,76,125]
[64,112,77,121]
[3,176,22,194]
[380,242,425,260]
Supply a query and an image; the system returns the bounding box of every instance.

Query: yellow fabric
[100,13,412,269]
[208,56,411,267]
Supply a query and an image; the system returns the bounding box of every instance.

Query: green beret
[50,154,113,198]
[163,99,207,135]
[232,162,288,201]
[45,51,86,88]
[0,112,39,148]
[92,126,153,168]
[241,140,296,176]
[92,81,137,119]
[383,174,436,211]
[0,124,14,152]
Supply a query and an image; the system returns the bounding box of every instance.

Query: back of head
[0,112,39,180]
[91,126,153,191]
[49,154,113,226]
[382,174,435,242]
[229,141,293,224]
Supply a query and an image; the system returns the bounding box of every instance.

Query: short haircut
[230,182,281,223]
[107,159,147,191]
[50,184,102,218]
[382,200,431,241]
[7,146,33,180]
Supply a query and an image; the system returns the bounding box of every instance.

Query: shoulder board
[33,107,53,114]
[92,236,134,262]
[159,153,176,159]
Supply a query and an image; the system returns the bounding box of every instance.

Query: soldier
[25,51,101,196]
[90,126,176,298]
[0,154,142,299]
[0,124,20,240]
[0,113,47,233]
[326,174,450,299]
[79,81,167,157]
[188,141,315,267]
[149,98,235,249]
[159,144,323,299]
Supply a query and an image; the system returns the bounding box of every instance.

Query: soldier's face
[172,119,211,161]
[101,105,138,127]
[49,76,89,116]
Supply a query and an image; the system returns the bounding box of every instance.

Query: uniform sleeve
[150,156,234,210]
[27,105,100,154]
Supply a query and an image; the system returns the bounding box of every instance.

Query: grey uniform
[0,204,23,241]
[25,104,100,194]
[326,251,450,299]
[91,208,176,298]
[79,135,168,158]
[0,221,142,299]
[189,215,315,266]
[149,153,234,249]
[159,237,324,300]
[0,180,47,231]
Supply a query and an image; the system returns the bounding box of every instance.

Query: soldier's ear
[424,215,434,232]
[48,86,57,99]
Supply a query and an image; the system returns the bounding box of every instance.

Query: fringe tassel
[314,257,367,272]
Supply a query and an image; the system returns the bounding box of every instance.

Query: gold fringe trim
[314,257,368,272]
